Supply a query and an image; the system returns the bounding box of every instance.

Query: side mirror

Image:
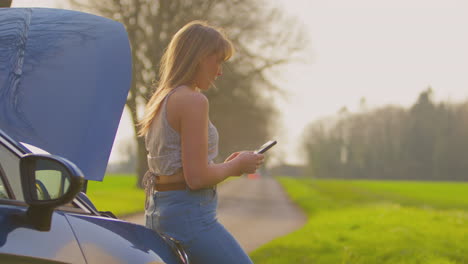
[20,154,84,231]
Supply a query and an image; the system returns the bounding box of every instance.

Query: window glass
[0,143,23,201]
[35,161,70,200]
[0,172,8,199]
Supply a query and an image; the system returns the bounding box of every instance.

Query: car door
[0,137,87,264]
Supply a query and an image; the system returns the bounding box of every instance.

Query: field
[250,177,468,264]
[86,174,145,216]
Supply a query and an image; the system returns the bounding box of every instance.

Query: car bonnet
[0,8,132,181]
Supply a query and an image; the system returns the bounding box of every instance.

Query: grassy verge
[346,180,468,210]
[250,177,468,264]
[86,174,145,217]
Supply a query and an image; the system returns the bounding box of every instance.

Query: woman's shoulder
[166,86,209,123]
[171,85,208,108]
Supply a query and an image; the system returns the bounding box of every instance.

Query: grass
[347,180,468,210]
[86,174,145,217]
[250,177,468,264]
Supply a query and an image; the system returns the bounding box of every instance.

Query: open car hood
[0,8,132,181]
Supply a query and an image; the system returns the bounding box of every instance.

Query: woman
[138,20,264,264]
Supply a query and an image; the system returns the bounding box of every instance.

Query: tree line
[302,88,468,181]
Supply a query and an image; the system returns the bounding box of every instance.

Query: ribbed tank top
[145,87,219,176]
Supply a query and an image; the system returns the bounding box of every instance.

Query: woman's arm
[179,91,260,190]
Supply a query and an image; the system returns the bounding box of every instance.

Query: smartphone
[254,140,277,154]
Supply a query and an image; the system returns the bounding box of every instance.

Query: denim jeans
[145,186,253,264]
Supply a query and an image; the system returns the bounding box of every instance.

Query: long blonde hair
[138,20,234,137]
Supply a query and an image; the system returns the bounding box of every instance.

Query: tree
[403,87,436,179]
[301,88,468,182]
[69,0,307,186]
[0,0,11,8]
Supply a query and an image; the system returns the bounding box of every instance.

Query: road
[122,176,306,253]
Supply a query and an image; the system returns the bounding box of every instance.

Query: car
[0,7,188,264]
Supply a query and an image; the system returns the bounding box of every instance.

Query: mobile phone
[254,140,277,154]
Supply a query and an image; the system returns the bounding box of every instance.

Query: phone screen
[255,140,277,154]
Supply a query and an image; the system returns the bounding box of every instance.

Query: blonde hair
[138,20,234,137]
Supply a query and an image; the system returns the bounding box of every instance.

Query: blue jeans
[145,186,253,264]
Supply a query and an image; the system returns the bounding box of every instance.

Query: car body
[0,7,187,264]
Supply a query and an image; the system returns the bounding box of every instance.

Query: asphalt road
[121,176,306,253]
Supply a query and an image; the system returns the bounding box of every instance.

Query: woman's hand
[230,151,264,175]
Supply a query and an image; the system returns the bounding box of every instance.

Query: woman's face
[195,53,223,91]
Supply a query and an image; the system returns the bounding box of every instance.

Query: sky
[11,0,468,166]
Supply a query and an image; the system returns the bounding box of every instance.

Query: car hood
[0,8,132,181]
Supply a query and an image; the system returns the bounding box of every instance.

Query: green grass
[347,180,468,210]
[86,174,145,217]
[250,177,468,264]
